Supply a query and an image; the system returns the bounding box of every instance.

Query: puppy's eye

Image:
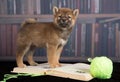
[68,16,72,20]
[68,16,71,18]
[58,16,61,19]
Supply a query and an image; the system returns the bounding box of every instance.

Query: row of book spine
[0,0,120,15]
[0,20,120,58]
[0,24,20,56]
[63,20,120,57]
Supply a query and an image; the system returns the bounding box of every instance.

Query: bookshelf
[0,14,120,24]
[0,14,120,22]
[0,0,120,62]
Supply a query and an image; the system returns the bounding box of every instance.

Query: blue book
[7,0,15,14]
[85,24,92,57]
[16,0,22,14]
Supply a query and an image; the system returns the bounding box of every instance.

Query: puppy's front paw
[50,63,61,68]
[30,62,39,66]
[18,63,27,68]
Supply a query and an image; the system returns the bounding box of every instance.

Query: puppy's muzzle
[59,19,69,27]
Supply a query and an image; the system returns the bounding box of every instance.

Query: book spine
[119,0,120,13]
[51,0,57,7]
[101,23,108,56]
[94,0,99,14]
[76,23,81,56]
[21,0,25,14]
[85,24,92,57]
[111,23,116,57]
[0,0,8,15]
[0,25,2,56]
[94,23,99,56]
[36,0,41,14]
[81,24,86,57]
[91,0,95,13]
[0,24,7,56]
[87,0,91,14]
[98,24,103,56]
[16,0,22,14]
[80,0,84,14]
[49,0,52,14]
[91,23,96,57]
[115,23,119,57]
[33,0,37,15]
[67,0,70,8]
[40,0,44,14]
[108,22,116,57]
[7,0,15,15]
[76,0,80,9]
[64,0,67,8]
[27,0,34,15]
[71,0,73,9]
[119,23,120,57]
[58,0,62,8]
[6,24,12,56]
[84,0,88,13]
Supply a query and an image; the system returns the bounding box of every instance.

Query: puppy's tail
[21,18,37,27]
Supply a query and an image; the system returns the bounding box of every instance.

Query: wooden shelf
[0,14,120,18]
[0,14,120,24]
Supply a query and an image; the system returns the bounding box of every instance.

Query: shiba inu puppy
[16,6,79,68]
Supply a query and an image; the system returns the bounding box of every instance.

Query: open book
[12,63,93,81]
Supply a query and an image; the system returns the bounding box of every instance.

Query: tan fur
[21,18,37,27]
[16,6,79,68]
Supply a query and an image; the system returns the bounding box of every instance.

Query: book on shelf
[7,0,15,15]
[75,23,81,56]
[15,0,22,14]
[94,23,99,56]
[118,22,120,57]
[0,0,7,14]
[103,23,109,56]
[85,24,92,57]
[80,24,86,57]
[0,24,7,56]
[115,23,119,57]
[12,63,93,81]
[6,24,12,56]
[108,22,115,57]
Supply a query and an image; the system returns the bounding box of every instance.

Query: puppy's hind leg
[16,45,30,68]
[27,47,39,66]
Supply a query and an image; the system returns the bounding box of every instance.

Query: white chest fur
[60,38,67,46]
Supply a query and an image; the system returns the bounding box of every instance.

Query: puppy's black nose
[61,19,66,23]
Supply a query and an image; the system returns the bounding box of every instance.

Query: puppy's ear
[73,9,79,17]
[53,6,59,15]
